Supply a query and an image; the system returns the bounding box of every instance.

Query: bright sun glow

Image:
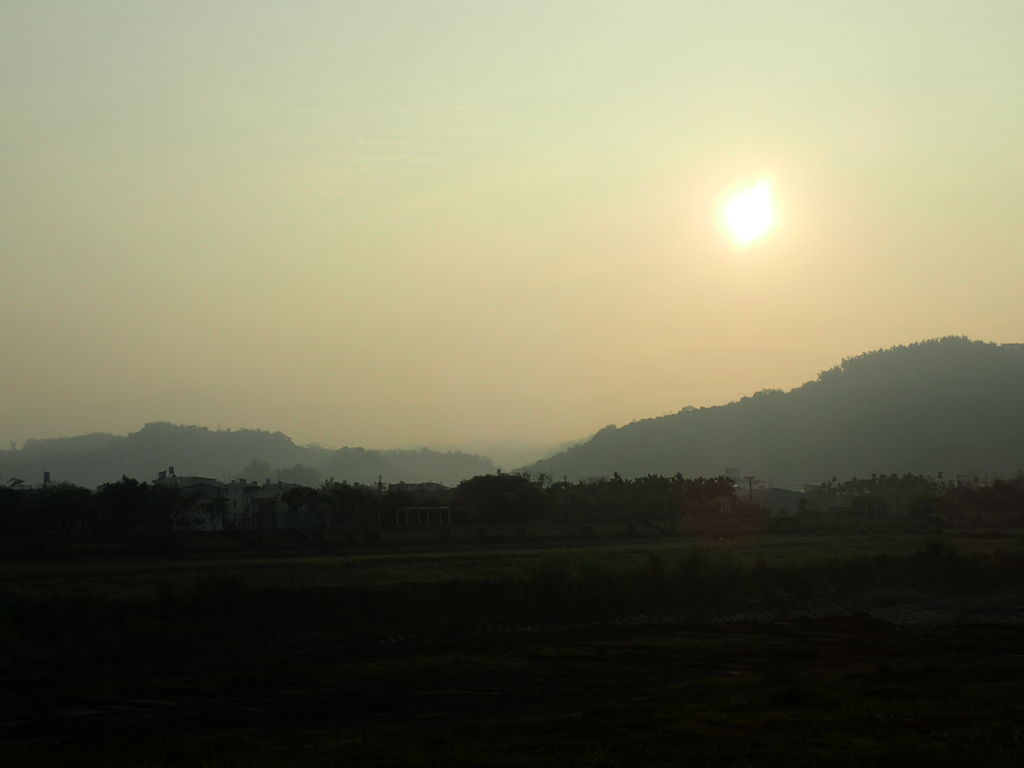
[724,179,776,246]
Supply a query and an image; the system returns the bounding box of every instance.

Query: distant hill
[526,338,1024,487]
[0,423,494,489]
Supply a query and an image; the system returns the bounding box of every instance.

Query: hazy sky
[2,2,1023,465]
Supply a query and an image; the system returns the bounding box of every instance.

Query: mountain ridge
[524,337,1024,486]
[0,423,494,489]
[6,337,1022,490]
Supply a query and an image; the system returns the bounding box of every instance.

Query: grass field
[5,517,1016,599]
[4,519,1024,765]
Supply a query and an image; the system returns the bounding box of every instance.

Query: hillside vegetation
[0,422,493,489]
[528,338,1024,485]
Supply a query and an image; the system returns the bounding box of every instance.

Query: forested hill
[526,338,1024,487]
[0,423,494,489]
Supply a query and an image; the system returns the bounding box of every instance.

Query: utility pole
[376,475,384,527]
[563,475,568,522]
[745,476,755,505]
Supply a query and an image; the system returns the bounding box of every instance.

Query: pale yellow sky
[2,2,1023,465]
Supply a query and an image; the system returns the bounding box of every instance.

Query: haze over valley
[4,338,1020,491]
[4,6,1024,765]
[3,5,1023,463]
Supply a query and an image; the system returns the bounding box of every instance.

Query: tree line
[0,472,742,535]
[803,472,1024,519]
[285,472,742,526]
[450,472,739,524]
[0,477,197,536]
[3,470,1022,536]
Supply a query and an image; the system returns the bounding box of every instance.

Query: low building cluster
[153,466,306,530]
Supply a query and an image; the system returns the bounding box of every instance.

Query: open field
[4,517,1020,599]
[4,521,1024,765]
[7,614,1024,766]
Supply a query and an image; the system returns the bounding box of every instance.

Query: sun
[723,179,776,246]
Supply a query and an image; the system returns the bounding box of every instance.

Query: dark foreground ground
[5,613,1024,766]
[4,524,1024,765]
